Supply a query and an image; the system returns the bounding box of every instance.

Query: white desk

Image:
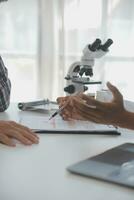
[0,104,134,200]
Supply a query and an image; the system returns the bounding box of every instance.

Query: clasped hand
[57,82,127,127]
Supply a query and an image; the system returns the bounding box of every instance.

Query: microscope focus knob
[84,86,88,92]
[64,85,75,94]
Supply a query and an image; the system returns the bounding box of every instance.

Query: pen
[49,92,83,120]
[49,105,66,120]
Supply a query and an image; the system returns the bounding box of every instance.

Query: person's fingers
[59,100,69,109]
[62,115,73,121]
[58,96,76,107]
[74,99,101,119]
[0,121,39,146]
[107,82,123,101]
[60,97,103,122]
[14,129,39,144]
[0,134,16,147]
[21,131,39,144]
[61,97,90,119]
[11,122,39,140]
[9,130,34,145]
[3,122,39,145]
[62,109,71,117]
[72,106,101,123]
[60,100,82,120]
[77,93,106,109]
[57,96,69,105]
[22,127,39,138]
[8,122,39,144]
[81,94,111,110]
[57,97,64,103]
[60,106,74,120]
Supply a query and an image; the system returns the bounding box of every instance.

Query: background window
[0,0,38,101]
[0,0,134,102]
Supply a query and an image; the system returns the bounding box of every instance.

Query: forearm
[0,56,11,111]
[115,110,134,130]
[0,79,11,111]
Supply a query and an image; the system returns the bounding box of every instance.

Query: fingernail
[107,81,112,85]
[34,139,39,144]
[9,141,16,147]
[26,141,33,145]
[11,144,16,147]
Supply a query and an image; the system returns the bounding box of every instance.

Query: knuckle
[9,121,16,125]
[0,134,7,140]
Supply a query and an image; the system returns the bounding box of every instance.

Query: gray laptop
[67,143,134,188]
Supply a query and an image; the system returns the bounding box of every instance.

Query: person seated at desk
[57,82,134,130]
[0,0,39,147]
[0,56,39,147]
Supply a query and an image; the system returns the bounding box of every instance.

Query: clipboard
[19,113,121,136]
[33,129,121,136]
[33,129,120,135]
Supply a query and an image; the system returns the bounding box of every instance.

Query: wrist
[115,110,134,129]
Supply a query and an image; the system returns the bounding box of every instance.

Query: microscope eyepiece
[88,38,101,52]
[100,39,113,51]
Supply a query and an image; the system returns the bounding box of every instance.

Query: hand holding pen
[53,93,97,121]
[49,105,66,120]
[49,93,85,121]
[49,97,70,120]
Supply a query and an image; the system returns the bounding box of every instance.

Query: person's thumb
[106,82,123,101]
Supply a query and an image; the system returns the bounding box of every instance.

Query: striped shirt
[0,56,11,111]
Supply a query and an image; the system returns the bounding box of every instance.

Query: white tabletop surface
[0,103,134,200]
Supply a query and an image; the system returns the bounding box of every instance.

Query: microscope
[64,38,113,95]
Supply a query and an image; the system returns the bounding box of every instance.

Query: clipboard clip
[18,99,57,111]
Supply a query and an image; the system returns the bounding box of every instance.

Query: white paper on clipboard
[19,112,118,133]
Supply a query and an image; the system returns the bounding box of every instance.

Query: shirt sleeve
[0,56,11,112]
